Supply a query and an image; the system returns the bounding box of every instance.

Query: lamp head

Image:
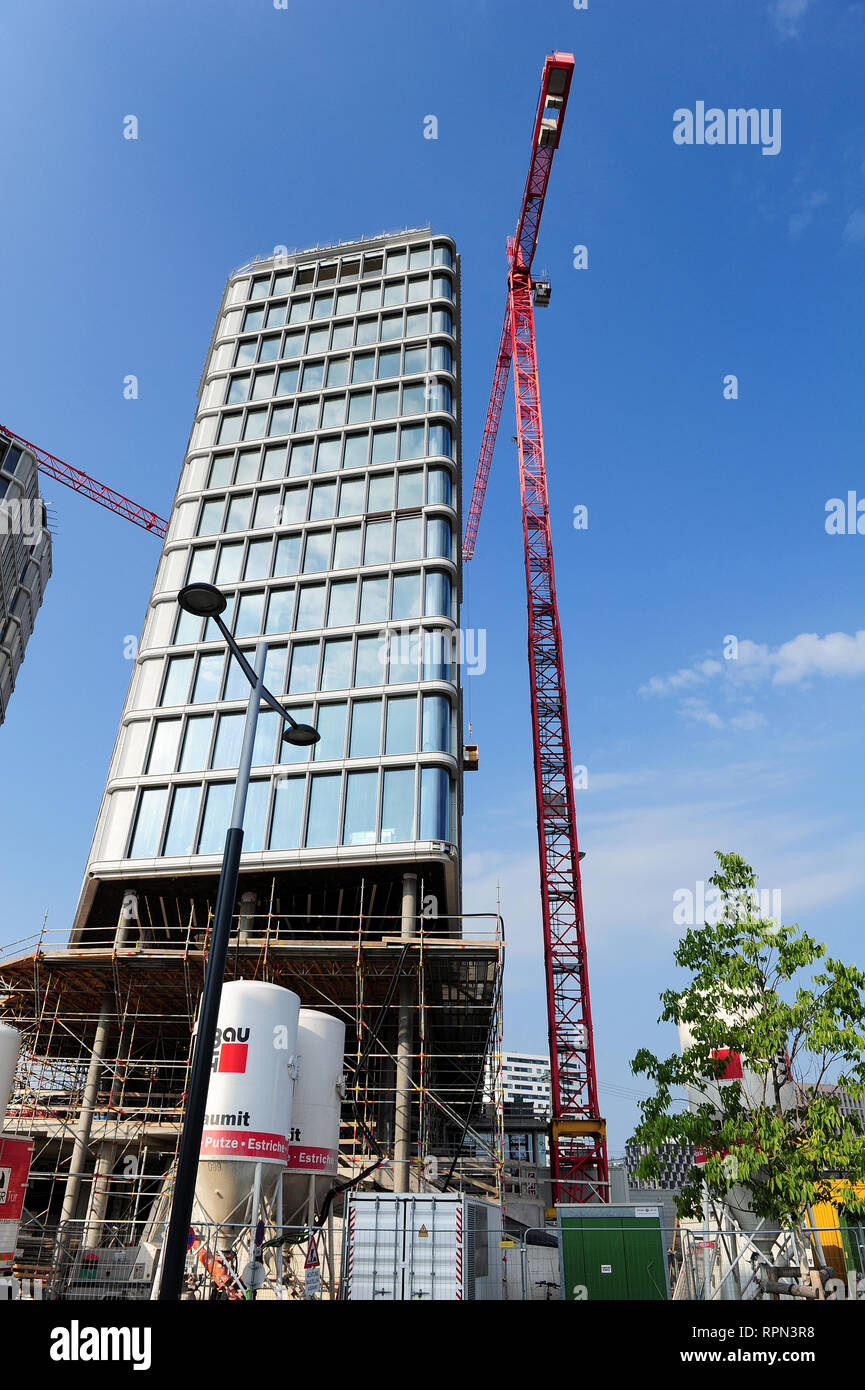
[178,583,227,617]
[282,723,320,746]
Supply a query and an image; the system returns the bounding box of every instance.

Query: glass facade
[87,231,460,869]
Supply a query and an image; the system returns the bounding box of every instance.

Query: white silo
[282,1009,346,1225]
[0,1023,21,1127]
[194,980,300,1238]
[678,1013,796,1254]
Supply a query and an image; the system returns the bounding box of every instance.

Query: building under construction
[0,229,507,1299]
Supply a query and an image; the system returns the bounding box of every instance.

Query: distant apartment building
[502,1052,552,1118]
[625,1140,695,1192]
[0,429,52,725]
[811,1084,865,1130]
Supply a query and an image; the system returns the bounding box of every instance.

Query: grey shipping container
[342,1193,503,1300]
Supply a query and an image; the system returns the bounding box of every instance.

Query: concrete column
[82,1141,117,1248]
[57,991,113,1242]
[393,873,417,1194]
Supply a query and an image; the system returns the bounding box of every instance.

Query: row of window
[214,342,453,408]
[117,765,451,861]
[180,519,452,593]
[229,244,453,305]
[121,691,452,782]
[169,575,452,659]
[188,493,454,561]
[208,383,453,451]
[188,457,451,511]
[135,625,459,712]
[213,307,453,366]
[238,273,454,336]
[186,421,454,488]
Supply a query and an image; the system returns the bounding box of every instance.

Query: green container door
[559,1207,668,1301]
[619,1215,668,1300]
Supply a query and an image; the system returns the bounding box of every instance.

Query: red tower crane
[465,52,608,1205]
[0,423,167,537]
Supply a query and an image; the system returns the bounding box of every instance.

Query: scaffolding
[0,890,504,1298]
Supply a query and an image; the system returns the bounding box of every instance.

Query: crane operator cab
[532,279,551,308]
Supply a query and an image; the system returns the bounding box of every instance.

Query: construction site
[0,890,506,1299]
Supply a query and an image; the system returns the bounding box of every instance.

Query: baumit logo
[211,1024,250,1074]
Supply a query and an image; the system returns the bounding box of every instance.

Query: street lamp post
[158,583,319,1300]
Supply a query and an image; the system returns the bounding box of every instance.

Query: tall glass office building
[73,229,463,939]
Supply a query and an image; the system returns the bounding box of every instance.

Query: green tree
[630,851,865,1237]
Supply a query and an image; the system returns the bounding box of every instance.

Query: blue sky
[1,0,864,1151]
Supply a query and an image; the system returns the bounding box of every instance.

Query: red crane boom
[464,53,608,1204]
[0,425,168,538]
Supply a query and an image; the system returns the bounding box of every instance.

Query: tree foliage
[630,852,865,1227]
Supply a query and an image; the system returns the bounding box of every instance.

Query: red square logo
[218,1043,248,1074]
[712,1048,743,1080]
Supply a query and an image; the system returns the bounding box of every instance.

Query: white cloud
[770,0,813,38]
[641,629,865,711]
[843,209,865,244]
[770,629,865,682]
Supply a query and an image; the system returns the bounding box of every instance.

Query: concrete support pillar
[238,890,257,945]
[56,991,113,1245]
[393,873,417,1194]
[82,1141,117,1248]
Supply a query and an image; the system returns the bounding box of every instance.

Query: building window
[163,786,201,857]
[270,776,305,848]
[146,719,182,774]
[355,634,384,687]
[306,774,341,847]
[343,771,378,845]
[296,584,326,629]
[179,715,212,771]
[321,637,352,690]
[192,653,224,704]
[244,780,270,851]
[314,702,347,761]
[349,699,381,757]
[427,467,451,506]
[381,769,414,842]
[162,655,195,707]
[422,695,450,752]
[129,788,168,858]
[385,695,416,754]
[420,767,449,841]
[327,579,357,626]
[198,783,234,853]
[391,572,421,620]
[425,570,452,618]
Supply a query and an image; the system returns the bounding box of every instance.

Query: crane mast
[464,53,608,1204]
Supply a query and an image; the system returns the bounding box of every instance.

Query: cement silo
[0,1023,20,1125]
[194,980,300,1240]
[678,1014,796,1253]
[282,1009,346,1225]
